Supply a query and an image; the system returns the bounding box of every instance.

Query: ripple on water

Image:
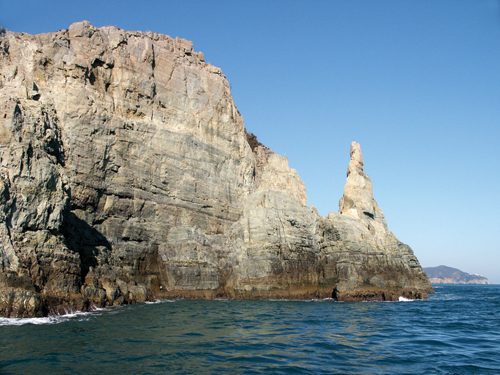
[0,286,499,374]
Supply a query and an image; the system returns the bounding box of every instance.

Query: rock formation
[339,142,387,227]
[424,266,491,285]
[0,22,433,317]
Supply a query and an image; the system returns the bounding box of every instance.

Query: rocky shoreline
[0,22,433,317]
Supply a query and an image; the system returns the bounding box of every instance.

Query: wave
[0,316,61,326]
[0,306,107,326]
[144,299,177,304]
[0,299,182,325]
[265,298,337,302]
[398,296,415,302]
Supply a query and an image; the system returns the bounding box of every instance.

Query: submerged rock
[0,22,432,316]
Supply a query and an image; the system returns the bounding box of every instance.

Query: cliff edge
[0,22,432,317]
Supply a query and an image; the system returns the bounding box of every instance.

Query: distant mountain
[423,266,491,284]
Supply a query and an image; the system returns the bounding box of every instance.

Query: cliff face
[0,22,432,317]
[423,266,491,285]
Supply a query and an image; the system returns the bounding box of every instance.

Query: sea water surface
[1,285,499,374]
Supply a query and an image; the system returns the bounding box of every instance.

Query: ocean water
[0,285,499,374]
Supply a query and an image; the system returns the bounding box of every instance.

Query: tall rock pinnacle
[339,142,387,228]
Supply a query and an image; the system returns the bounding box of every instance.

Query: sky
[1,0,499,283]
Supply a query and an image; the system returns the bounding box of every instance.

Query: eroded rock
[0,22,432,316]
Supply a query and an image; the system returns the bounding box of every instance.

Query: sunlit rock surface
[0,22,432,316]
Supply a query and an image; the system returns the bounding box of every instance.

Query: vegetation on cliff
[245,129,267,152]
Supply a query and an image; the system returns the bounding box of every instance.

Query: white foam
[0,316,60,326]
[398,296,415,302]
[144,299,176,304]
[267,298,336,303]
[0,305,107,326]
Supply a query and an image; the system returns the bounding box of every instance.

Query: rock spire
[339,142,387,228]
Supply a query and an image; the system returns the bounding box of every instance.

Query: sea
[0,284,499,375]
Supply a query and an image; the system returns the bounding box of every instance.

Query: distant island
[423,266,491,285]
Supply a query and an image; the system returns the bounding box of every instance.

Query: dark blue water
[1,285,499,374]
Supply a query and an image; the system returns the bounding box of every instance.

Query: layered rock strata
[0,22,432,317]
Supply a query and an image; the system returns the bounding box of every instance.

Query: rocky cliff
[424,266,491,285]
[0,22,433,317]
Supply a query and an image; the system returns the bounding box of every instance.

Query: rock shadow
[62,212,112,282]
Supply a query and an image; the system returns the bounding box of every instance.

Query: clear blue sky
[2,0,499,283]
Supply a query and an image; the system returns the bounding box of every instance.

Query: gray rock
[0,22,433,316]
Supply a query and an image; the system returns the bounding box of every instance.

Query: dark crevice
[88,70,96,85]
[91,58,105,68]
[13,102,23,130]
[43,118,66,167]
[61,212,112,283]
[25,143,33,173]
[151,44,156,71]
[332,287,338,299]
